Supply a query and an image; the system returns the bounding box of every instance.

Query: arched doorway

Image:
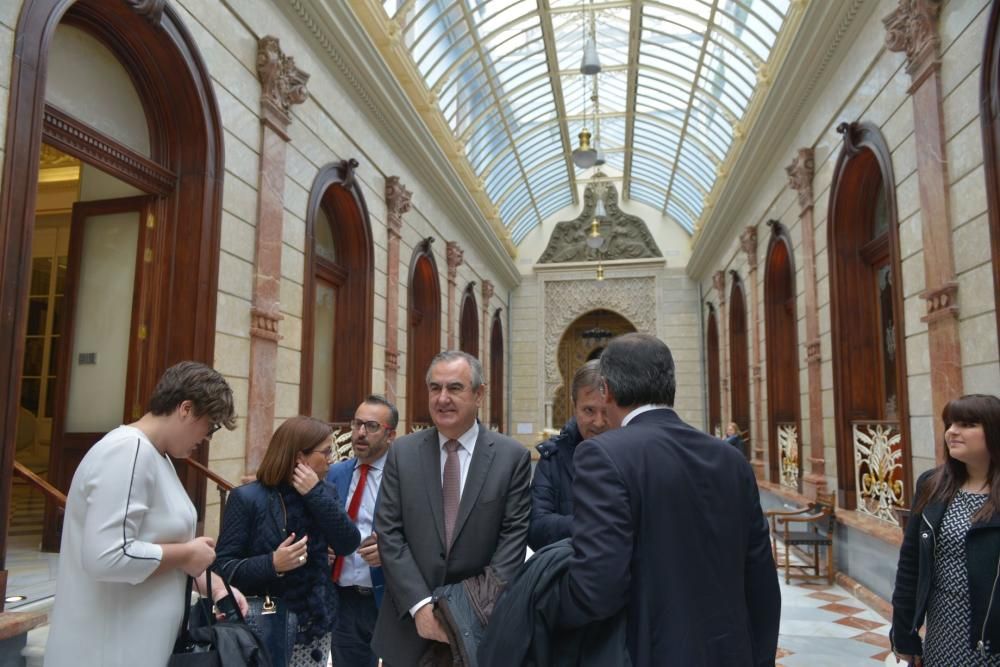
[764,222,801,490]
[980,1,1000,339]
[459,283,479,357]
[706,305,721,436]
[490,310,504,431]
[552,309,635,428]
[407,240,441,430]
[828,121,910,521]
[301,162,374,426]
[0,0,223,557]
[729,274,750,459]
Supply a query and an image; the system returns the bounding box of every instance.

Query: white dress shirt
[337,452,387,588]
[410,421,480,617]
[437,421,479,497]
[622,404,673,426]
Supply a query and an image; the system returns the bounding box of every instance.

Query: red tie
[332,463,370,583]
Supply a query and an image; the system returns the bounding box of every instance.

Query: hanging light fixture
[596,261,605,281]
[580,0,602,75]
[594,195,607,220]
[572,128,597,168]
[586,216,604,249]
[591,80,605,166]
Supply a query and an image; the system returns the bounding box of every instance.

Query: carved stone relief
[538,179,662,263]
[543,277,656,388]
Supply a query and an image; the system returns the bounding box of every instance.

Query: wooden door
[42,195,155,550]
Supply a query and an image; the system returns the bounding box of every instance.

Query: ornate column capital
[712,270,726,305]
[257,36,309,131]
[446,241,464,282]
[481,280,494,306]
[385,176,412,236]
[884,0,941,82]
[785,147,815,212]
[740,226,758,270]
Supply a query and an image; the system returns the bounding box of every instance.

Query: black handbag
[169,568,273,667]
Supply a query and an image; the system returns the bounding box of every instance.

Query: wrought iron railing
[776,422,800,491]
[852,420,904,526]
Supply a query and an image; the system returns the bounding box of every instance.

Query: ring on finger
[297,555,306,563]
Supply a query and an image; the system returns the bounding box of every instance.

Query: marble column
[245,37,309,475]
[384,177,412,404]
[786,148,827,497]
[741,227,765,479]
[446,241,464,349]
[480,280,494,424]
[713,270,730,428]
[884,0,961,457]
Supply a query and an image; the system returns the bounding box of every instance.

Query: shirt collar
[356,450,388,472]
[438,421,479,454]
[622,404,672,427]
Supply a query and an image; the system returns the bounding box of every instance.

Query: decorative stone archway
[543,277,656,405]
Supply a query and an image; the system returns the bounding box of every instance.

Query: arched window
[706,305,721,437]
[829,122,910,520]
[1,0,224,552]
[729,273,750,459]
[407,240,441,430]
[764,222,801,490]
[459,283,478,357]
[490,310,504,431]
[301,162,374,425]
[980,1,1000,338]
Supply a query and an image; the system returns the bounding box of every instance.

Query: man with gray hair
[373,351,531,666]
[558,333,780,666]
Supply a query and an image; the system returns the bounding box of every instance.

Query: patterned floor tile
[806,591,848,602]
[819,602,864,615]
[835,616,888,632]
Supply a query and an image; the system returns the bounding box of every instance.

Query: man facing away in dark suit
[373,350,532,666]
[326,394,397,667]
[559,333,781,667]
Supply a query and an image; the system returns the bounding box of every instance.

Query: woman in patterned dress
[891,394,1000,666]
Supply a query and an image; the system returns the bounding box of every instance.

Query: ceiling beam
[620,0,643,202]
[660,0,719,216]
[537,0,579,207]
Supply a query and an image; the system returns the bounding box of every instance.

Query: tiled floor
[775,544,894,666]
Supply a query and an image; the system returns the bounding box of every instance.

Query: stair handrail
[12,461,66,508]
[179,457,236,530]
[181,456,235,492]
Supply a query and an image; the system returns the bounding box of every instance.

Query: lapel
[450,425,496,546]
[420,428,447,548]
[265,485,286,539]
[329,462,351,508]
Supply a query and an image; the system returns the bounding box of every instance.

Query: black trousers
[332,585,379,667]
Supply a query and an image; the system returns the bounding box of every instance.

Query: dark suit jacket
[372,424,532,666]
[326,458,385,607]
[558,408,781,667]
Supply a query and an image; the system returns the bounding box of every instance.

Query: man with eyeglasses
[326,394,398,667]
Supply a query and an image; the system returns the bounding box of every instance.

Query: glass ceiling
[380,0,793,244]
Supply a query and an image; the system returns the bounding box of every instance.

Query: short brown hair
[571,360,603,404]
[148,361,236,429]
[256,416,334,487]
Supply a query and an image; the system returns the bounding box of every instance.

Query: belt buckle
[355,586,373,596]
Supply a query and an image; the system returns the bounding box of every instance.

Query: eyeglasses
[350,419,391,433]
[309,447,335,461]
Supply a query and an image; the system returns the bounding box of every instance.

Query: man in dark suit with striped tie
[372,351,531,666]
